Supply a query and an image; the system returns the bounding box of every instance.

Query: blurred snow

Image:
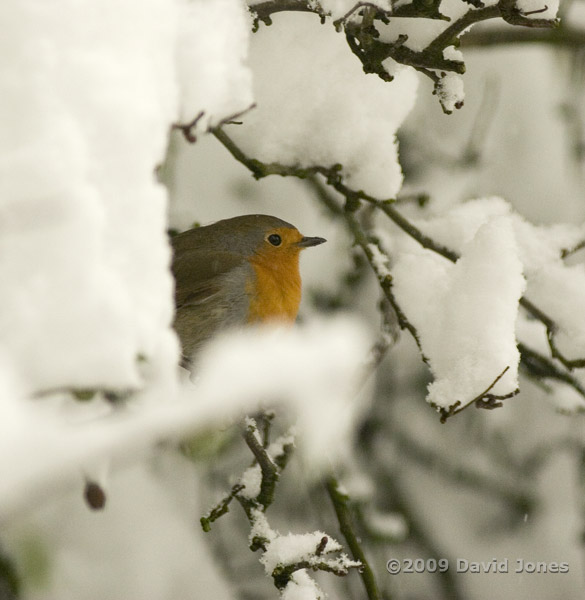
[0,0,178,393]
[176,0,253,129]
[195,317,372,470]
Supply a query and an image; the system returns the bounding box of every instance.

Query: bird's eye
[267,233,282,246]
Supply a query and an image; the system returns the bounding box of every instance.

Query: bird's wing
[171,249,246,309]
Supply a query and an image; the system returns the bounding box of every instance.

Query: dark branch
[437,366,518,423]
[200,484,245,532]
[243,422,280,510]
[326,477,383,600]
[210,129,585,410]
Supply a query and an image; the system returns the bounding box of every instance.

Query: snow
[0,317,369,520]
[378,18,448,52]
[238,428,296,499]
[389,196,585,412]
[414,198,585,361]
[392,215,525,411]
[267,429,296,458]
[176,0,253,129]
[230,12,419,198]
[249,508,277,545]
[281,570,323,600]
[435,72,465,114]
[4,1,582,598]
[0,0,179,393]
[195,318,371,470]
[367,510,408,540]
[239,464,263,498]
[443,45,464,62]
[261,530,341,572]
[0,3,373,597]
[367,243,391,278]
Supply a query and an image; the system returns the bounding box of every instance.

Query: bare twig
[437,366,519,423]
[200,483,245,532]
[561,239,585,259]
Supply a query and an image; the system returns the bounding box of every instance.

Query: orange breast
[246,255,302,324]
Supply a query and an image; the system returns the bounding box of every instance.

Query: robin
[171,214,326,367]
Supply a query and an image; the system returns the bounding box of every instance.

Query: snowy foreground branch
[201,417,366,599]
[204,127,585,420]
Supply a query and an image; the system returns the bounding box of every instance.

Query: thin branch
[243,421,280,510]
[370,199,460,262]
[200,484,245,532]
[348,213,429,362]
[0,543,19,600]
[174,105,256,144]
[210,129,585,406]
[561,239,585,259]
[325,477,384,600]
[250,0,327,30]
[272,556,361,590]
[437,366,519,423]
[518,343,585,398]
[463,24,585,47]
[172,111,205,143]
[426,4,501,54]
[333,2,391,30]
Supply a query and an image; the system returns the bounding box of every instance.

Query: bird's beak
[296,236,326,248]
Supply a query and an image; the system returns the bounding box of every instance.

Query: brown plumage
[171,214,326,366]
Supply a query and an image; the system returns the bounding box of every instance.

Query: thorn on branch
[521,4,549,16]
[315,536,329,556]
[498,0,558,27]
[173,105,256,144]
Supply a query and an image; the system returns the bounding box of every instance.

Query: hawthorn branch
[243,421,281,510]
[272,555,361,590]
[463,23,585,48]
[326,476,384,600]
[250,0,327,30]
[200,483,245,532]
[342,206,428,361]
[210,129,585,405]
